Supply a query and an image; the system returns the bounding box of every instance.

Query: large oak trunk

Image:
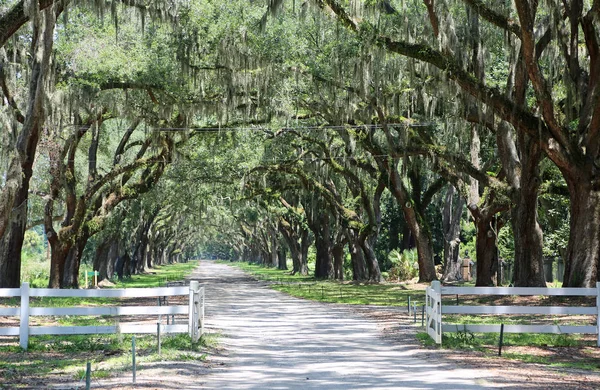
[277,248,288,270]
[332,241,344,280]
[0,8,55,288]
[441,186,464,282]
[61,230,90,288]
[94,239,118,282]
[48,243,71,288]
[359,236,382,282]
[347,230,367,281]
[314,232,333,279]
[562,182,600,287]
[474,215,499,286]
[0,198,27,287]
[511,185,545,287]
[62,246,80,288]
[511,135,545,287]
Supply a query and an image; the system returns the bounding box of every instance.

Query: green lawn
[0,260,216,388]
[221,260,426,307]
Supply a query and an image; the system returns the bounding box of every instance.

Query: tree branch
[461,0,522,38]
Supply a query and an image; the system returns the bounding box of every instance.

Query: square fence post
[431,280,442,345]
[199,287,205,337]
[425,287,430,330]
[19,282,30,350]
[596,282,600,347]
[189,281,200,341]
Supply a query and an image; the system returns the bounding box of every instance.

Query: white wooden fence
[0,281,205,350]
[425,280,600,346]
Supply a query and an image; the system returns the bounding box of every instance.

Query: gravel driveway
[194,260,495,389]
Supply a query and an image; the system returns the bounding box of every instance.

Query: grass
[222,260,426,307]
[0,260,216,387]
[221,260,600,372]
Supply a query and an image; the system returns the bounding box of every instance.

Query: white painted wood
[441,286,596,296]
[0,288,21,297]
[0,283,201,351]
[200,287,205,336]
[29,305,188,316]
[596,282,600,347]
[30,286,189,298]
[0,327,19,336]
[442,324,597,334]
[189,281,199,338]
[19,283,29,349]
[432,281,442,344]
[30,324,188,335]
[425,282,600,345]
[443,305,596,315]
[0,308,19,316]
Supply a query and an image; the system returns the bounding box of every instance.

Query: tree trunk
[62,243,81,288]
[400,225,415,251]
[314,215,333,279]
[0,195,29,287]
[562,182,600,287]
[388,205,401,252]
[441,186,464,282]
[359,236,382,282]
[277,247,287,270]
[269,228,278,267]
[0,9,55,288]
[48,242,71,288]
[94,239,118,282]
[314,235,333,278]
[332,241,344,280]
[511,143,545,287]
[474,215,499,286]
[347,230,367,281]
[61,229,91,288]
[376,153,437,283]
[299,229,310,275]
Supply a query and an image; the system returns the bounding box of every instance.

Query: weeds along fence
[425,281,600,346]
[0,281,205,350]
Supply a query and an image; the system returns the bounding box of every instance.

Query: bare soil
[352,306,600,390]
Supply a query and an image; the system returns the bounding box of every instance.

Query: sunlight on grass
[222,260,425,307]
[0,260,208,385]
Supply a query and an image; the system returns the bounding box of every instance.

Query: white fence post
[199,287,205,337]
[596,282,600,347]
[189,281,200,342]
[19,282,30,350]
[425,286,430,331]
[431,280,442,345]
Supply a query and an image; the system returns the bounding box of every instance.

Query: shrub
[386,249,419,281]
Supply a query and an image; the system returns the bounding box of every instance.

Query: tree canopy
[0,0,594,288]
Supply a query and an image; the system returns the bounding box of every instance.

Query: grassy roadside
[222,260,425,307]
[0,260,218,388]
[222,260,600,371]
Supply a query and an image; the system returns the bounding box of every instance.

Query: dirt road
[196,260,494,389]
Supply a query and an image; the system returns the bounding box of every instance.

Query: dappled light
[198,261,493,389]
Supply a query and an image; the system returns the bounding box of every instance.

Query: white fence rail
[425,281,600,346]
[0,281,205,350]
